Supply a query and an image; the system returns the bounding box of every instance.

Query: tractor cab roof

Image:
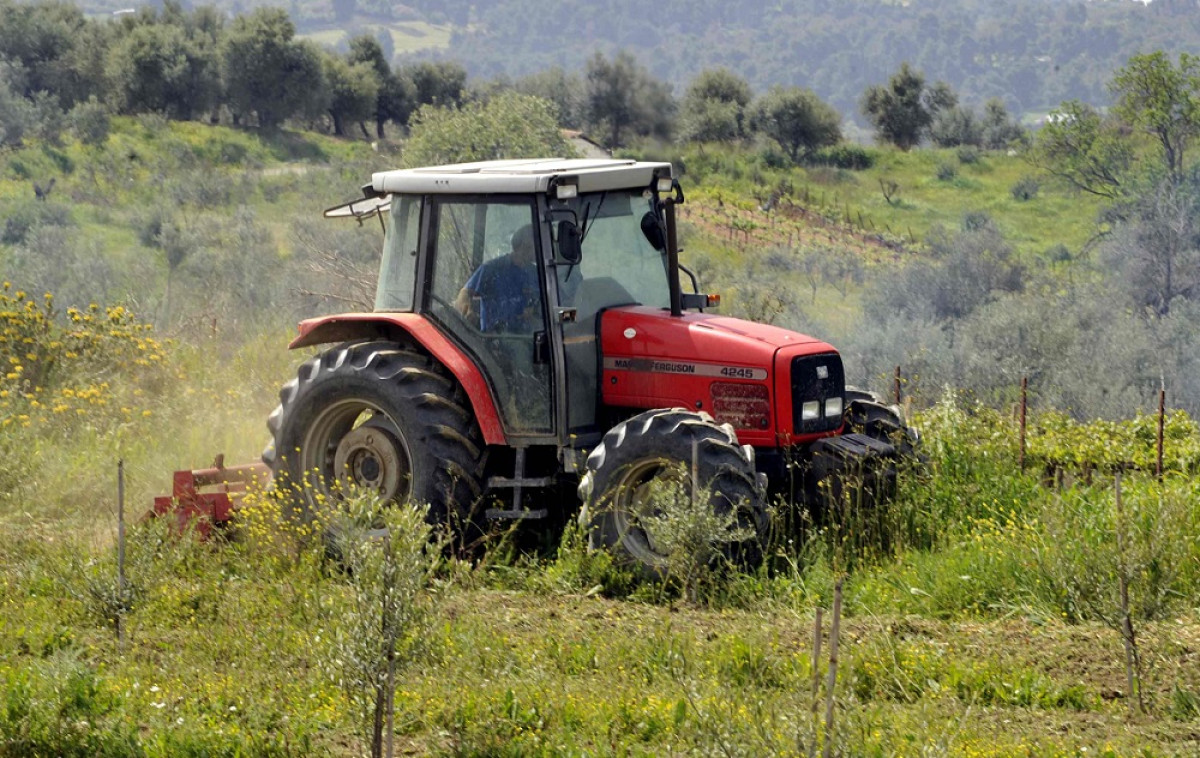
[371,158,672,197]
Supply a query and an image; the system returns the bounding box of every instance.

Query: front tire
[578,409,768,578]
[265,340,485,535]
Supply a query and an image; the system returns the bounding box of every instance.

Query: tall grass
[3,288,1200,753]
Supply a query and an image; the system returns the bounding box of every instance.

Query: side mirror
[557,220,582,264]
[640,211,666,252]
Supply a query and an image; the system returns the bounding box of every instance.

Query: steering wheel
[429,292,483,331]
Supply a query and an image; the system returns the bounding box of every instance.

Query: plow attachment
[150,456,271,538]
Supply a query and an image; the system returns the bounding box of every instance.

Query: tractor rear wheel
[578,409,768,578]
[264,340,485,537]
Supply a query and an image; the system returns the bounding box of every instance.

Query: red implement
[150,457,270,538]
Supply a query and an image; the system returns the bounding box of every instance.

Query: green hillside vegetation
[48,0,1200,126]
[6,7,1200,750]
[2,291,1199,754]
[673,143,1104,261]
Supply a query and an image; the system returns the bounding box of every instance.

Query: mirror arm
[678,263,700,294]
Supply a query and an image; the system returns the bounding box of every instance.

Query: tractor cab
[338,158,691,450]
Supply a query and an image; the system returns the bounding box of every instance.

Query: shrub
[322,490,445,756]
[810,143,876,170]
[955,145,981,164]
[1,198,73,245]
[1011,176,1040,201]
[68,96,110,147]
[0,287,170,506]
[935,161,957,181]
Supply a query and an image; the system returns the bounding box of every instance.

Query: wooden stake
[894,365,902,406]
[1019,377,1028,472]
[1114,473,1139,714]
[808,607,823,758]
[1157,387,1166,482]
[117,459,126,646]
[690,438,699,509]
[811,607,824,715]
[822,579,843,758]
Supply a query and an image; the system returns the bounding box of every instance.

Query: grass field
[2,315,1198,755]
[2,123,1198,755]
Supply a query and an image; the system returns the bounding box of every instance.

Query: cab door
[422,196,555,439]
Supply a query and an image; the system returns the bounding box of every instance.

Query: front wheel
[264,340,485,535]
[578,409,768,578]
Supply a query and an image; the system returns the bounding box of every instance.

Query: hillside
[57,0,1200,121]
[3,118,1200,756]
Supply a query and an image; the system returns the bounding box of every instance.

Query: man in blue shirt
[455,224,541,332]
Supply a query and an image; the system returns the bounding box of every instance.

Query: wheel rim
[300,398,412,503]
[610,459,689,567]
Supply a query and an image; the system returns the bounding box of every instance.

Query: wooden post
[822,579,844,758]
[808,607,824,758]
[384,532,397,758]
[1157,387,1166,482]
[1114,473,1140,714]
[117,459,126,646]
[691,438,699,508]
[894,366,902,406]
[1019,377,1028,472]
[811,607,823,716]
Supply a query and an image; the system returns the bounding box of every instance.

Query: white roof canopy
[371,158,672,196]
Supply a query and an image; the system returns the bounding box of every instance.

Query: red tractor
[263,158,915,574]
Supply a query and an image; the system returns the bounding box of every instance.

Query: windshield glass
[554,189,670,311]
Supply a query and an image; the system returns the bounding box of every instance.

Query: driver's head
[510,224,535,264]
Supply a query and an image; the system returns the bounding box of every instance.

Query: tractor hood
[599,306,832,363]
[599,307,842,447]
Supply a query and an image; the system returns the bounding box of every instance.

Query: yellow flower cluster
[0,284,171,436]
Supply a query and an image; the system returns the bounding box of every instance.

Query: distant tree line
[0,0,474,142]
[0,0,1031,163]
[452,0,1200,121]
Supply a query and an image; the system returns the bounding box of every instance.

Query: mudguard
[288,312,506,445]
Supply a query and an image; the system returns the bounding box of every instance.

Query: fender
[288,312,506,445]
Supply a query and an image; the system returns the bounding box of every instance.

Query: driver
[455,224,541,332]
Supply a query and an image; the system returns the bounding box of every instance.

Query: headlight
[801,401,820,420]
[824,397,843,418]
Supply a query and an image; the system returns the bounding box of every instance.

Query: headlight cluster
[800,396,843,421]
[791,353,846,434]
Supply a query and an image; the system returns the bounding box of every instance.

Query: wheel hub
[333,425,409,500]
[614,461,684,563]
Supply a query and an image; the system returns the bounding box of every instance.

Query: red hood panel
[600,307,833,360]
[599,307,840,446]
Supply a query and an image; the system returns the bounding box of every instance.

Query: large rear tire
[578,409,768,578]
[264,340,485,535]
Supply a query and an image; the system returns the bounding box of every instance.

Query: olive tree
[861,63,955,150]
[750,86,841,162]
[680,68,752,143]
[404,92,574,167]
[584,51,673,149]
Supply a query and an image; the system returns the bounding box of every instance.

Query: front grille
[791,353,845,434]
